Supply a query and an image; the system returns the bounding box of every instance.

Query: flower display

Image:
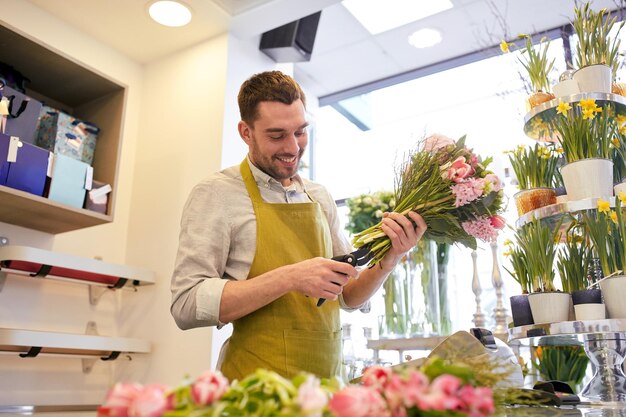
[500,34,555,93]
[97,356,500,417]
[505,143,562,190]
[351,134,505,265]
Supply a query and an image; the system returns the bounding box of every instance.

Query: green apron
[219,160,342,380]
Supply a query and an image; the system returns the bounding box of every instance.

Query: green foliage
[573,3,624,74]
[533,345,589,389]
[582,196,626,277]
[345,191,396,235]
[506,143,561,190]
[556,228,593,293]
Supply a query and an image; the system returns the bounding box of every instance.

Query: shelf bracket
[81,321,98,374]
[19,346,42,358]
[88,286,110,306]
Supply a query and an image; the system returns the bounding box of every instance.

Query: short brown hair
[238,71,306,125]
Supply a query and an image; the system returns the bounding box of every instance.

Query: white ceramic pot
[574,303,606,320]
[560,158,613,201]
[553,79,580,98]
[615,181,626,197]
[528,292,571,324]
[599,276,626,318]
[573,64,612,94]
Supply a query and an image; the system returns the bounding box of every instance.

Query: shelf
[515,197,614,228]
[0,245,155,289]
[0,185,112,233]
[508,318,626,345]
[0,327,150,358]
[523,92,626,140]
[0,23,126,233]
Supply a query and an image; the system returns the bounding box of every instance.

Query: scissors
[317,245,374,307]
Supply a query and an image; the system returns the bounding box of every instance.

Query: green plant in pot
[533,345,590,393]
[514,218,569,324]
[572,2,624,92]
[507,143,561,216]
[582,195,626,318]
[556,226,602,320]
[503,238,534,327]
[552,100,617,201]
[500,34,555,108]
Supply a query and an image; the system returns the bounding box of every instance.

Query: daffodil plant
[501,34,555,93]
[572,3,624,75]
[551,99,618,163]
[556,228,593,292]
[582,194,626,277]
[506,143,562,190]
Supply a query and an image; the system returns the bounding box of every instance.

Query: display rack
[366,335,448,362]
[509,319,626,402]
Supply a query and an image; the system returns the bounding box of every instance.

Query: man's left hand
[378,211,427,270]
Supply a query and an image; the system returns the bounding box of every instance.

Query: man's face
[239,100,308,186]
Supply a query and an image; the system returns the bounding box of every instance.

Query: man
[170,70,427,380]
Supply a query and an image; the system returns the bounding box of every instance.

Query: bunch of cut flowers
[96,356,499,417]
[352,134,506,266]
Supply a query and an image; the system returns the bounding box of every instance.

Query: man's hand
[284,257,357,300]
[378,211,427,270]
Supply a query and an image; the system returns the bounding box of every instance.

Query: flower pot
[513,188,557,216]
[553,79,580,98]
[571,289,605,320]
[527,91,555,109]
[599,275,626,318]
[573,64,612,94]
[528,292,571,324]
[509,294,534,327]
[612,82,626,97]
[615,181,626,197]
[560,158,613,201]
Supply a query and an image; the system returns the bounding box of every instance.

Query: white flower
[297,375,328,417]
[375,210,383,218]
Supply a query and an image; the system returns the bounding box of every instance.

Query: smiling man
[170,70,427,380]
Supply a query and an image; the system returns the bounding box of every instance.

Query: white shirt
[170,158,355,330]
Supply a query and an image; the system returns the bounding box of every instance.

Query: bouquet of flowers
[96,357,499,417]
[352,134,506,266]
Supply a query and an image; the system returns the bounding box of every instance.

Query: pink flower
[361,366,392,391]
[458,386,495,417]
[451,178,485,207]
[445,156,475,183]
[101,383,143,417]
[128,384,170,417]
[483,173,503,193]
[297,375,328,416]
[430,374,462,396]
[328,385,389,417]
[191,370,229,406]
[382,373,409,412]
[398,371,429,409]
[424,134,455,153]
[489,215,506,230]
[462,217,500,242]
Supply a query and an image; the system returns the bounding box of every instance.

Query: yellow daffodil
[503,239,513,246]
[555,147,564,154]
[598,199,611,213]
[503,250,511,257]
[500,40,510,53]
[619,191,626,206]
[611,211,618,224]
[556,101,572,115]
[579,98,596,110]
[612,137,621,148]
[617,115,626,126]
[582,108,597,120]
[620,125,626,134]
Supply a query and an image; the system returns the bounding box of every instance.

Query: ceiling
[24,0,623,101]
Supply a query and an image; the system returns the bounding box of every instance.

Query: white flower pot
[615,181,626,197]
[528,292,571,324]
[553,79,580,98]
[600,276,626,318]
[574,303,606,320]
[560,158,613,201]
[573,64,612,94]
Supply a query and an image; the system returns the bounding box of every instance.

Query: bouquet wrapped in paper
[353,134,506,266]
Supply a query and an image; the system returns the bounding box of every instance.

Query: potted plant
[556,228,604,320]
[514,218,569,324]
[551,99,617,200]
[582,195,626,318]
[503,238,534,327]
[501,34,555,108]
[507,143,561,216]
[572,3,624,93]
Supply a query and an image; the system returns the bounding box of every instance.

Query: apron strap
[240,159,263,205]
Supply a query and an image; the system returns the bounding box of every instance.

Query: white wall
[0,0,292,409]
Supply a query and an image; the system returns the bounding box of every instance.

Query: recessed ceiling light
[408,28,443,48]
[148,1,192,27]
[342,0,453,35]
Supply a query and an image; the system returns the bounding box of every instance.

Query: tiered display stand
[509,93,626,404]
